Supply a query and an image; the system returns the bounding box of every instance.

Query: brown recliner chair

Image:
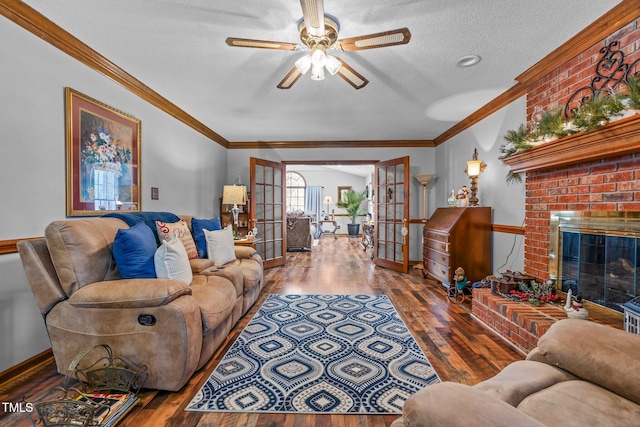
[286,214,316,251]
[18,216,262,392]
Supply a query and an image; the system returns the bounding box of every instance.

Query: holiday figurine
[564,288,589,320]
[453,267,471,292]
[456,186,469,207]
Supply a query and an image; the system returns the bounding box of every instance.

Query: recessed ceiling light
[456,54,481,68]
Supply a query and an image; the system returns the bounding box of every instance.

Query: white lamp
[323,196,333,219]
[222,185,248,229]
[465,148,487,207]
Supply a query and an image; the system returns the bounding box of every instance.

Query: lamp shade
[324,196,333,204]
[222,185,247,205]
[466,160,482,177]
[414,173,436,185]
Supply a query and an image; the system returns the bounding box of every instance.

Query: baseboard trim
[0,348,54,390]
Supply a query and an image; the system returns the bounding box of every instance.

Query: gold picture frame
[337,186,352,207]
[65,88,141,216]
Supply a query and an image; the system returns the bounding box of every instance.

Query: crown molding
[0,0,229,148]
[228,140,435,149]
[435,0,639,146]
[433,84,528,146]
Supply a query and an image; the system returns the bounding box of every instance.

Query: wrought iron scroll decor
[564,41,640,118]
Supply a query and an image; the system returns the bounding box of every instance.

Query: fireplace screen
[551,211,640,313]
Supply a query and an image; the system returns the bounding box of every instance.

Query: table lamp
[323,196,333,220]
[222,185,248,228]
[466,148,487,207]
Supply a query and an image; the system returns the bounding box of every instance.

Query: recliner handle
[138,314,156,326]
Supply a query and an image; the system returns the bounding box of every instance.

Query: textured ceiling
[23,0,621,143]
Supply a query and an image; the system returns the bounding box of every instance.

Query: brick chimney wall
[527,20,640,121]
[521,19,640,281]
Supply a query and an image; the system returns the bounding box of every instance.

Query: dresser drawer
[425,258,449,283]
[424,238,448,253]
[424,247,449,265]
[424,230,449,243]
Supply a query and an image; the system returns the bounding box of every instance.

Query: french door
[249,156,409,272]
[250,157,286,269]
[374,156,410,273]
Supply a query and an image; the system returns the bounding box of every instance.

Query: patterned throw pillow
[156,220,198,259]
[154,234,193,285]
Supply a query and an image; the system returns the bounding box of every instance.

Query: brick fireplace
[471,17,639,351]
[524,153,640,282]
[512,19,640,285]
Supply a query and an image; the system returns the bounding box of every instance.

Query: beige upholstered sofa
[391,319,640,427]
[17,214,263,392]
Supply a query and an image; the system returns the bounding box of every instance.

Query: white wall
[227,147,437,261]
[287,168,368,234]
[434,97,527,275]
[0,16,228,372]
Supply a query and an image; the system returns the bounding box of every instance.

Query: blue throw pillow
[113,222,157,278]
[191,217,222,258]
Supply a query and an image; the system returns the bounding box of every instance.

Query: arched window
[286,171,306,212]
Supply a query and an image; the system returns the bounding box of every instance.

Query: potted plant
[343,189,367,237]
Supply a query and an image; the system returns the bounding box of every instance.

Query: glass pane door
[250,157,286,269]
[374,156,410,273]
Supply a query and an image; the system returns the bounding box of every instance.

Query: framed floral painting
[65,88,141,216]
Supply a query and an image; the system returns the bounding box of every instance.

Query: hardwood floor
[0,237,522,426]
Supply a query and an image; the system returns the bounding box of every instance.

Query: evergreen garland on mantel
[499,75,640,184]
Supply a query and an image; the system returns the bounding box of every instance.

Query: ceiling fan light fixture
[295,54,312,74]
[310,47,327,68]
[311,63,325,80]
[325,54,341,75]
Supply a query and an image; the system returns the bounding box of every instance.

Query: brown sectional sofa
[391,319,640,427]
[17,214,263,392]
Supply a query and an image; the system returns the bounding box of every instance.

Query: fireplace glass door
[561,231,638,311]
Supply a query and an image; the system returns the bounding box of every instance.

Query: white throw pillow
[204,226,237,266]
[154,234,193,285]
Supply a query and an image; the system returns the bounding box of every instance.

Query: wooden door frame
[250,157,287,269]
[373,156,410,273]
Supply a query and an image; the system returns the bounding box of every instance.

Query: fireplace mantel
[502,114,640,173]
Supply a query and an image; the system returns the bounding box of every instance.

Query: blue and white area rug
[186,294,440,414]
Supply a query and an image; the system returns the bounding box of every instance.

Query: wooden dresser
[423,207,492,287]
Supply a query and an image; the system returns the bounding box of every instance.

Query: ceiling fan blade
[300,0,325,37]
[277,66,303,89]
[336,59,369,89]
[336,28,411,51]
[226,37,300,51]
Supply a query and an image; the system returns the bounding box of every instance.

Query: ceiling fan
[225,0,411,89]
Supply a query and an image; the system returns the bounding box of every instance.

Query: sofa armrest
[235,246,257,259]
[189,258,216,273]
[525,347,551,364]
[400,382,545,427]
[68,279,192,309]
[537,318,640,405]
